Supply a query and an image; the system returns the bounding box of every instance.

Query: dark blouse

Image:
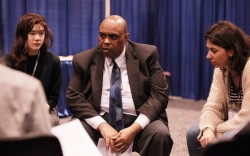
[9,51,62,109]
[229,75,243,110]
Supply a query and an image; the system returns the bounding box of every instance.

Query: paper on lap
[52,119,102,156]
[97,138,133,156]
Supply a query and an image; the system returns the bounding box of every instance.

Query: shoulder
[73,46,100,62]
[242,58,250,82]
[243,58,250,70]
[0,65,42,92]
[242,58,250,77]
[42,50,60,62]
[213,68,223,75]
[74,47,99,57]
[40,51,61,69]
[212,68,227,83]
[0,55,16,68]
[126,41,158,61]
[128,41,157,53]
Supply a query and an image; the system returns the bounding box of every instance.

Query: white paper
[97,138,133,156]
[52,119,102,156]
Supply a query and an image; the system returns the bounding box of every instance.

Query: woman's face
[27,23,45,55]
[206,40,233,70]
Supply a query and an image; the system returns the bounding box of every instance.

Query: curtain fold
[110,0,250,100]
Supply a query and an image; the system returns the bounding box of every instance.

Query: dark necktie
[108,59,124,131]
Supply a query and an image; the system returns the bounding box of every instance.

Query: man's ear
[125,33,130,40]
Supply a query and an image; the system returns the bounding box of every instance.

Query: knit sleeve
[216,59,250,134]
[199,68,228,134]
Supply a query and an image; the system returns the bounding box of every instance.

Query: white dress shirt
[85,46,150,129]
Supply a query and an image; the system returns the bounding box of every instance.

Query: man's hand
[97,122,118,152]
[199,128,215,147]
[112,122,142,153]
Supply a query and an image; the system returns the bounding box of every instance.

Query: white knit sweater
[199,58,250,137]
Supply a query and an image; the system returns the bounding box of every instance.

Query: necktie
[108,59,124,131]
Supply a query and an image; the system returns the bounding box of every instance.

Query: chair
[200,120,250,156]
[0,135,63,156]
[200,138,247,156]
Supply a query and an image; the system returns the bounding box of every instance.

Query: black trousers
[75,114,173,156]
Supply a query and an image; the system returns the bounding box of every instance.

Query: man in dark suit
[67,15,173,156]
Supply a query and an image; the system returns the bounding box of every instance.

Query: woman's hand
[199,128,215,147]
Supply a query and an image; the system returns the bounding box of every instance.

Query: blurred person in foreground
[0,56,51,138]
[67,15,173,156]
[186,20,250,156]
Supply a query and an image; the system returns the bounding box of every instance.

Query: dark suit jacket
[67,41,169,126]
[6,51,62,109]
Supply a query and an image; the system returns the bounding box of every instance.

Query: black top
[9,51,62,109]
[229,75,243,108]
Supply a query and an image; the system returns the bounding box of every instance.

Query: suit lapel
[89,43,140,110]
[90,50,104,111]
[126,43,140,109]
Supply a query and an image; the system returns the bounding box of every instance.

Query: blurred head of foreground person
[0,57,51,138]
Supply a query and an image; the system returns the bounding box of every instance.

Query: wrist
[202,127,214,133]
[130,122,142,134]
[97,122,108,132]
[198,127,214,140]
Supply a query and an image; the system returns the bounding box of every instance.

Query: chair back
[201,120,250,156]
[0,135,63,156]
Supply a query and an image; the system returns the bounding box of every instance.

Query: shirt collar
[105,45,126,67]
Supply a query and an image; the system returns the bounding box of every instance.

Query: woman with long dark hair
[9,13,62,126]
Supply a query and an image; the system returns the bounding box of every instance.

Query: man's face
[98,19,128,59]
